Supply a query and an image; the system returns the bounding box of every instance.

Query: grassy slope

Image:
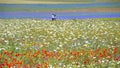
[0,6,120,12]
[0,7,120,12]
[0,0,120,4]
[0,0,119,12]
[0,0,93,4]
[98,18,120,20]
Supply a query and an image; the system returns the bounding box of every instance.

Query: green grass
[0,0,93,4]
[98,18,120,21]
[0,6,119,12]
[0,18,120,67]
[0,6,74,12]
[0,0,120,4]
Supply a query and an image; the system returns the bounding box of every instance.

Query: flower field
[0,19,120,68]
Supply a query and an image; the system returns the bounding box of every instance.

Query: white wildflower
[59,45,63,47]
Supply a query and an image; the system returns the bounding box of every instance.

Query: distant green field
[0,7,119,12]
[0,3,120,12]
[0,0,120,4]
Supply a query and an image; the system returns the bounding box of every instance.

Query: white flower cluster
[0,19,120,50]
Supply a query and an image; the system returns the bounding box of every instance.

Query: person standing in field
[52,14,56,21]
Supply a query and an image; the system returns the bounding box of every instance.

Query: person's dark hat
[52,14,56,16]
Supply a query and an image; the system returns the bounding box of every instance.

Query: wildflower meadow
[0,19,120,68]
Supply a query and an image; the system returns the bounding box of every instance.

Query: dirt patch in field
[54,8,120,12]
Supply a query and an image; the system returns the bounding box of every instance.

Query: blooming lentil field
[0,19,120,68]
